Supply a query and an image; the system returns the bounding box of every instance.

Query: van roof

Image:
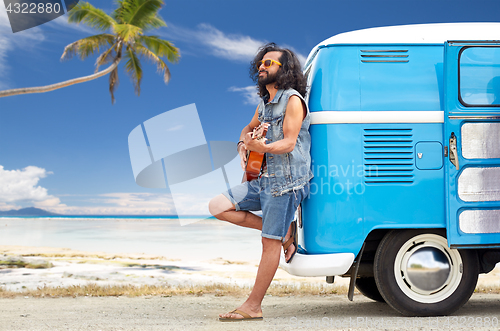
[306,22,500,67]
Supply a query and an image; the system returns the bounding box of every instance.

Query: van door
[444,41,500,247]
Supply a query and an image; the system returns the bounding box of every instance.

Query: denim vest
[258,89,314,197]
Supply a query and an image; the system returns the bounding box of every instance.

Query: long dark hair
[250,43,307,99]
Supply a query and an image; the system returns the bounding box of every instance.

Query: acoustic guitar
[241,123,269,182]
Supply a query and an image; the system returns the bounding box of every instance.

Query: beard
[258,70,277,86]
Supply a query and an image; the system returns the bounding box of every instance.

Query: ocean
[0,216,263,262]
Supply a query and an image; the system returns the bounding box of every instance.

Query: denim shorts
[222,176,309,241]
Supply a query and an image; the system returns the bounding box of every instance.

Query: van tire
[355,277,385,302]
[374,229,479,316]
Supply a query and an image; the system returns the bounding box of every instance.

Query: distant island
[0,207,60,216]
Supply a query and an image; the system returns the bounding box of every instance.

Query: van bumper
[279,252,355,277]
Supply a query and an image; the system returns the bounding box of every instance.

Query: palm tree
[0,0,179,103]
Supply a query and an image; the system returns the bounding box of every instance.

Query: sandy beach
[1,245,500,330]
[1,245,499,293]
[0,245,351,292]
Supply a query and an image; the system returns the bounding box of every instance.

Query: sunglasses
[257,59,282,69]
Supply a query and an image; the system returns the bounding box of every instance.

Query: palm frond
[53,0,178,104]
[113,0,165,29]
[141,16,167,32]
[95,44,117,73]
[113,24,143,43]
[136,44,171,83]
[61,34,115,61]
[138,35,179,63]
[68,2,116,32]
[124,46,143,95]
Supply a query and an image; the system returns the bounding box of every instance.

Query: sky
[0,0,499,215]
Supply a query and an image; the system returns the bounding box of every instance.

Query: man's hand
[238,143,248,170]
[244,131,268,153]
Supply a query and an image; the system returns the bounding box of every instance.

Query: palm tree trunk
[0,58,121,98]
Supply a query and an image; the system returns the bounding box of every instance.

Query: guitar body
[241,122,269,183]
[242,151,265,182]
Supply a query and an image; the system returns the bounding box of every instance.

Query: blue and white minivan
[280,23,500,316]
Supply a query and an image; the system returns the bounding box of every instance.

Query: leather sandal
[219,309,263,322]
[282,221,297,264]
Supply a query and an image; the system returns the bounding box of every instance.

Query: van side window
[459,47,500,107]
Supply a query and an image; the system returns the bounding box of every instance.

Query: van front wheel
[355,277,385,302]
[373,230,479,316]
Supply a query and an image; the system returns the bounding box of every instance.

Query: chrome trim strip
[311,111,444,124]
[361,55,409,58]
[449,112,500,114]
[449,116,500,119]
[360,50,408,52]
[361,60,409,63]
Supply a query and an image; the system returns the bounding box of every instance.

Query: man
[208,43,313,321]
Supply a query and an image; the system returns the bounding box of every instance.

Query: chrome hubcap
[404,246,451,293]
[394,234,463,303]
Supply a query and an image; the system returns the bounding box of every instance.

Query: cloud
[0,165,65,210]
[97,193,175,213]
[163,22,307,66]
[162,23,263,62]
[295,53,307,67]
[0,164,214,215]
[161,23,306,105]
[196,23,264,61]
[229,86,260,105]
[47,192,177,215]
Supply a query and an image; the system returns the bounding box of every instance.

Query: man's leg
[219,237,281,319]
[210,188,297,262]
[210,194,295,253]
[209,194,263,231]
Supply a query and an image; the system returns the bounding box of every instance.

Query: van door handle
[449,132,459,170]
